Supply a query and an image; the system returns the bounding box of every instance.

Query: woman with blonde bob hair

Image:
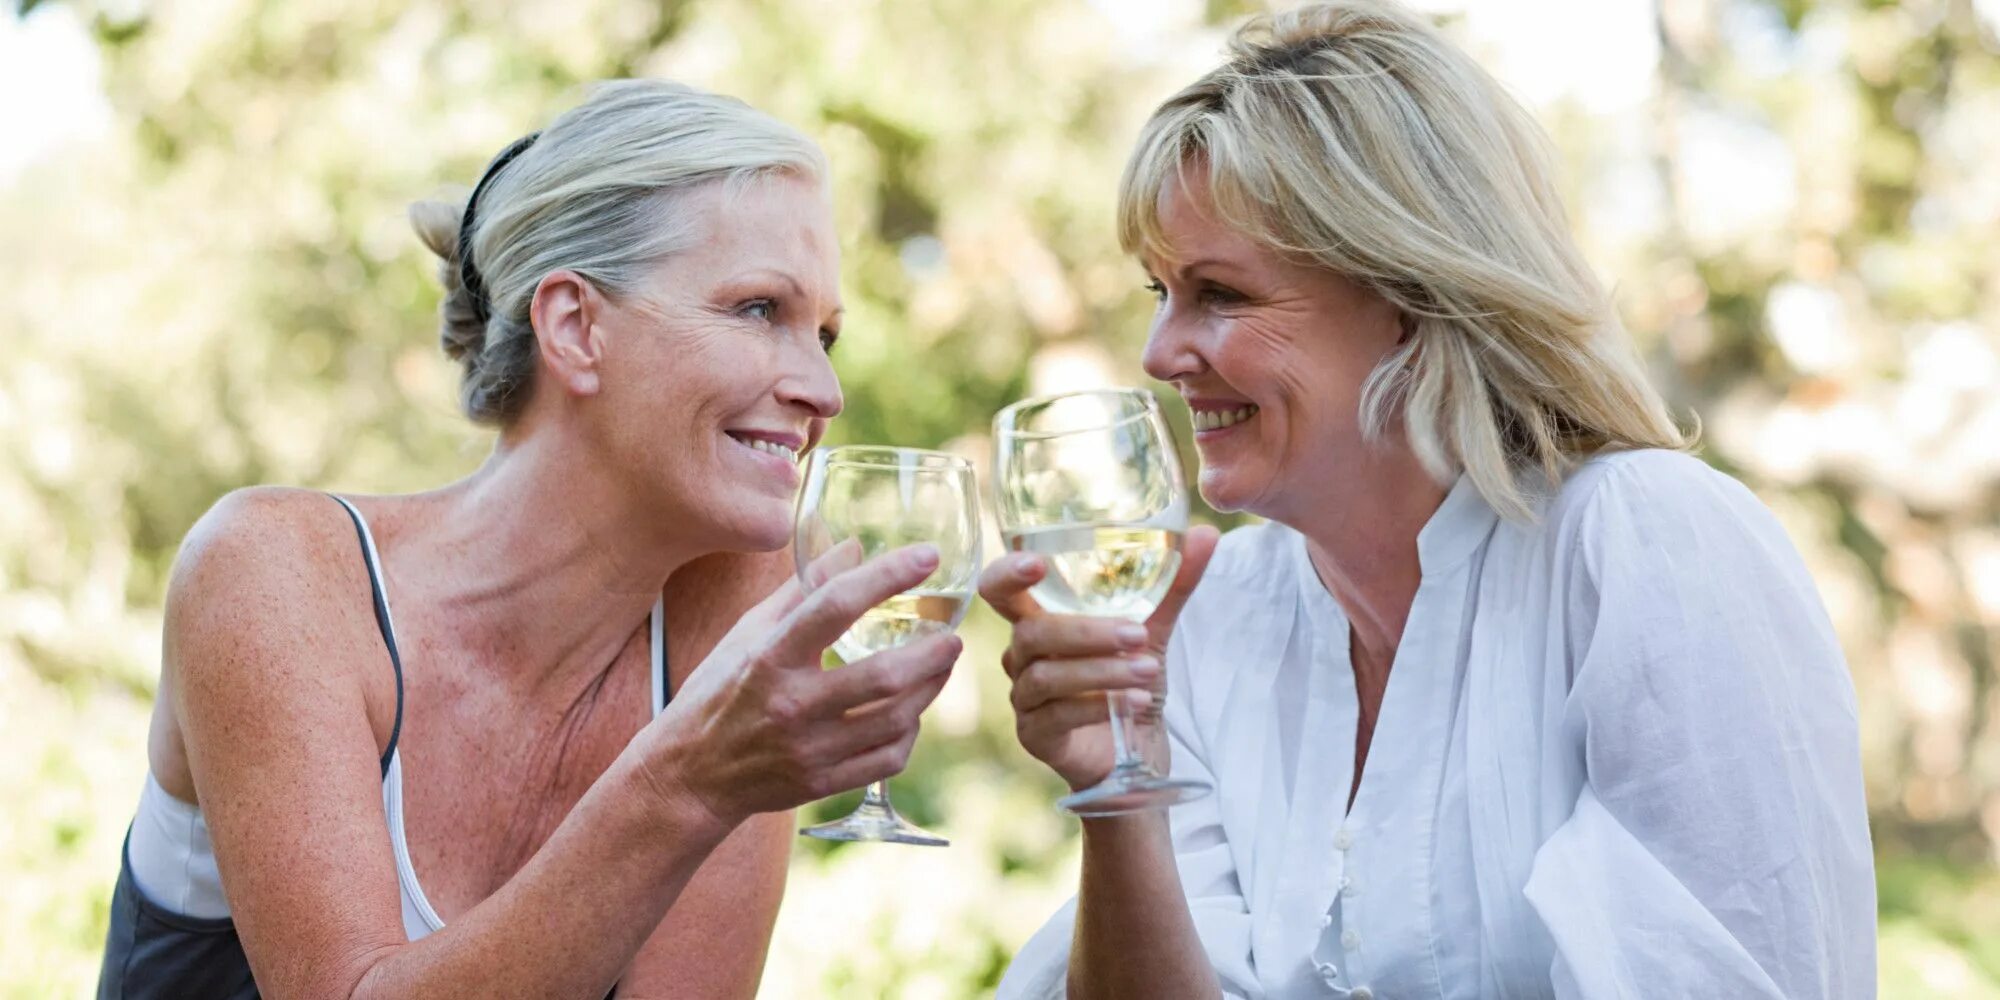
[98,79,960,998]
[986,2,1874,997]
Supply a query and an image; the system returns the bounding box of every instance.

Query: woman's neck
[381,425,706,696]
[1285,446,1447,664]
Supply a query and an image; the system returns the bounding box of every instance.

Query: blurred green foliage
[2,0,1998,996]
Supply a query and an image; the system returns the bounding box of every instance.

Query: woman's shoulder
[1542,447,1804,587]
[1549,448,1769,534]
[165,486,383,675]
[172,486,362,594]
[156,487,397,784]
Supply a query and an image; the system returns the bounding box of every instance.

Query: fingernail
[1014,554,1042,576]
[1131,656,1161,677]
[1115,624,1148,648]
[1127,689,1155,708]
[910,544,940,570]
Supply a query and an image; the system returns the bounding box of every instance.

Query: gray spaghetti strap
[330,494,405,776]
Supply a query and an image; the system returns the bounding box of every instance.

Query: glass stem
[1107,689,1145,769]
[859,780,896,812]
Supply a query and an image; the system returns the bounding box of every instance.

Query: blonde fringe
[1119,0,1690,520]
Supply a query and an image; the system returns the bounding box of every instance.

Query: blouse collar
[1289,473,1500,610]
[1415,474,1500,577]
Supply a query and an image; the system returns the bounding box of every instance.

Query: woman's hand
[979,526,1219,791]
[642,540,961,831]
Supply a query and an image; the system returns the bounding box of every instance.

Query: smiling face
[584,171,844,552]
[1137,164,1408,524]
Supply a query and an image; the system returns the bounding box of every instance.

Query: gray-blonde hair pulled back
[1119,0,1691,520]
[410,79,827,425]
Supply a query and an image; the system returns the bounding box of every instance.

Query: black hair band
[456,131,542,325]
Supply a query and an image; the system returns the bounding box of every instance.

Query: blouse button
[1341,929,1361,950]
[1352,988,1375,1000]
[1334,826,1354,850]
[1341,875,1357,897]
[1315,961,1340,984]
[1317,913,1333,931]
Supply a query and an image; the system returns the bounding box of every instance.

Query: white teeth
[738,436,798,460]
[1193,405,1258,431]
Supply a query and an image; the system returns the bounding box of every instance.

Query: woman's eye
[1198,283,1244,305]
[819,328,839,353]
[741,299,778,322]
[1144,279,1167,302]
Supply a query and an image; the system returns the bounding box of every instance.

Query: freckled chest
[393,626,656,921]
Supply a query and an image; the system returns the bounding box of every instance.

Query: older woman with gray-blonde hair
[98,79,960,999]
[984,2,1875,997]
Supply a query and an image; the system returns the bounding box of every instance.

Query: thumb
[1145,523,1219,648]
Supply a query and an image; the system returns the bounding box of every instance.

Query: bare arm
[1070,815,1215,999]
[616,812,792,999]
[619,551,800,998]
[176,490,954,999]
[980,526,1224,999]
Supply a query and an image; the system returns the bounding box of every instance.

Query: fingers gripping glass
[992,388,1212,816]
[793,446,980,846]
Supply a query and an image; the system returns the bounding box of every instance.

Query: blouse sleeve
[1521,454,1877,998]
[997,599,1258,999]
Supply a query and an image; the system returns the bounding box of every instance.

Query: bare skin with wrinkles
[150,173,960,999]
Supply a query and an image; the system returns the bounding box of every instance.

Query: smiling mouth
[1191,405,1259,431]
[726,432,802,461]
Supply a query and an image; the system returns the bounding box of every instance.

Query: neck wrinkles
[379,431,706,694]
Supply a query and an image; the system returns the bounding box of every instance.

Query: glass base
[1059,763,1212,817]
[800,798,949,847]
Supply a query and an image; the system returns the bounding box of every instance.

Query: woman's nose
[1141,307,1205,384]
[781,344,844,419]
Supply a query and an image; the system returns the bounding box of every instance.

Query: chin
[694,496,796,554]
[1196,463,1280,519]
[736,510,797,553]
[1195,472,1250,514]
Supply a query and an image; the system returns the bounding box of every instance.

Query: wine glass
[991,387,1212,817]
[793,445,981,846]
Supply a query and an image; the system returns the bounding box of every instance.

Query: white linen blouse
[998,449,1876,999]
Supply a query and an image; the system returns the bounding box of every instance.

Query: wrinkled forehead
[663,171,841,296]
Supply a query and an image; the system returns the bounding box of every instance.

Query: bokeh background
[2,0,1997,995]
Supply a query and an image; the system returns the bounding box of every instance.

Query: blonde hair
[410,79,826,425]
[1118,0,1690,520]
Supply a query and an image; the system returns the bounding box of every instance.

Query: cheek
[1232,324,1374,435]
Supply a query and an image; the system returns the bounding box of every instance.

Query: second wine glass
[991,387,1212,817]
[793,445,980,846]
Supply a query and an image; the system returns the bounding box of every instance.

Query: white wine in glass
[831,588,970,664]
[794,446,980,846]
[992,388,1211,817]
[1002,523,1183,622]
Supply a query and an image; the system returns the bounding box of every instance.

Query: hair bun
[407,192,488,364]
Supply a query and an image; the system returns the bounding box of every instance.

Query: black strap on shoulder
[330,495,405,778]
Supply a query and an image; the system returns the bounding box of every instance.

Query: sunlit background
[2,0,1997,996]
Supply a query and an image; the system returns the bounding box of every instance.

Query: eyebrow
[733,268,805,298]
[1176,257,1251,278]
[1141,257,1251,281]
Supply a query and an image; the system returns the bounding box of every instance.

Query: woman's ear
[530,269,603,398]
[1398,311,1417,345]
